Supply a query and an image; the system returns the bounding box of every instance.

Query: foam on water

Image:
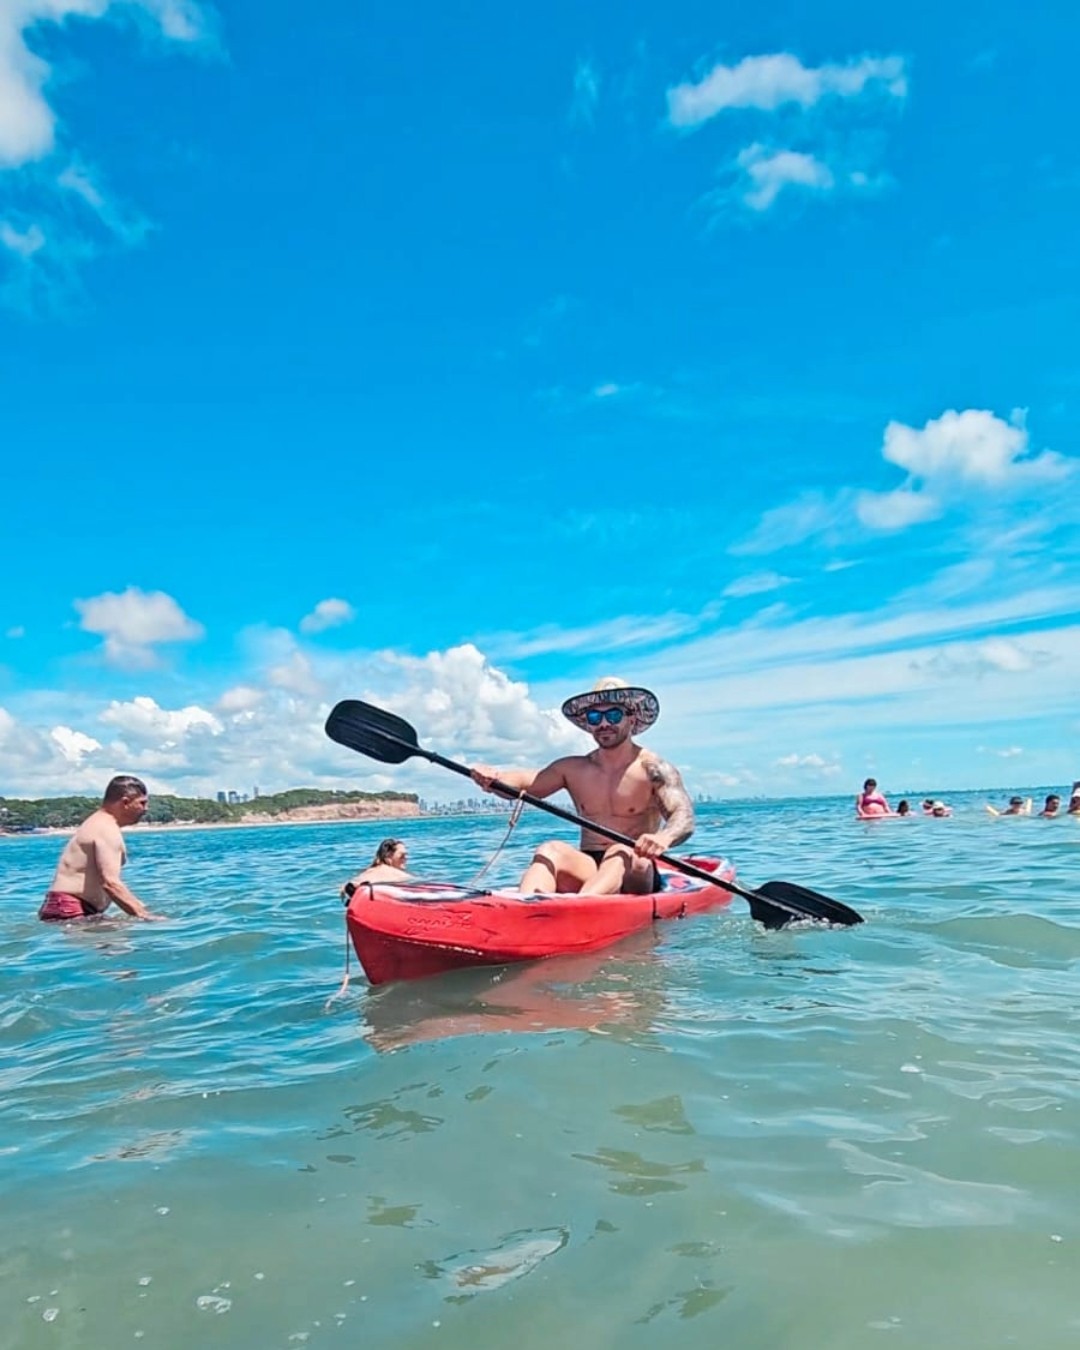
[2,799,1079,1349]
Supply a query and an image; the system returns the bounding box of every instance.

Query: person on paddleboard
[470,677,695,896]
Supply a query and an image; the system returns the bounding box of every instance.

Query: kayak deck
[346,856,736,985]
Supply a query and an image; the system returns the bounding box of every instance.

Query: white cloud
[75,587,204,667]
[99,695,222,742]
[881,409,1069,488]
[216,685,264,714]
[299,598,355,634]
[50,724,103,763]
[723,571,793,598]
[667,52,907,128]
[858,409,1074,532]
[378,643,578,762]
[734,144,834,211]
[592,382,622,399]
[996,746,1023,759]
[0,704,112,795]
[5,625,25,638]
[139,0,211,42]
[0,1,214,169]
[0,642,582,797]
[855,486,941,531]
[267,651,323,697]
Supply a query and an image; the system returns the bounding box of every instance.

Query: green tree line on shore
[0,787,418,831]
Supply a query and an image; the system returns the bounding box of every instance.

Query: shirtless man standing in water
[470,678,694,895]
[39,775,162,921]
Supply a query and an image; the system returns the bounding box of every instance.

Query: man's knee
[528,840,575,873]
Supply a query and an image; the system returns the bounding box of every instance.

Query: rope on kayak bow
[325,881,375,1009]
[468,793,527,886]
[324,916,354,1010]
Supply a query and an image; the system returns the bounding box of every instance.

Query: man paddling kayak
[470,677,694,896]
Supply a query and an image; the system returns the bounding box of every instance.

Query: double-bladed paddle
[324,699,864,930]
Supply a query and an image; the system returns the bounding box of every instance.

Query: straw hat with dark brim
[561,677,660,735]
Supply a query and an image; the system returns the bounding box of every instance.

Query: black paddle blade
[325,700,420,765]
[752,880,864,928]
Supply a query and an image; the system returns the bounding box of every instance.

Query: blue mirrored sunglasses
[585,707,627,726]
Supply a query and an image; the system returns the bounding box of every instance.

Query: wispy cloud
[0,0,217,311]
[731,489,853,556]
[909,636,1054,679]
[774,751,843,776]
[482,610,713,662]
[4,582,1078,798]
[723,571,794,598]
[570,57,600,126]
[736,409,1077,554]
[667,53,907,127]
[666,49,906,216]
[299,598,356,634]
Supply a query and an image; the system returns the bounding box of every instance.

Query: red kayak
[346,855,736,985]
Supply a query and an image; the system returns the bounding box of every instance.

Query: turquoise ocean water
[2,796,1079,1349]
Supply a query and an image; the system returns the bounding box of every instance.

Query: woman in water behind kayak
[341,838,414,898]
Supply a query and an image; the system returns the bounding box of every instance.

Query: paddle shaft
[418,745,780,910]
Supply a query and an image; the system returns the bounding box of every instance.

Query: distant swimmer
[1068,783,1080,815]
[39,775,162,921]
[986,796,1032,817]
[856,778,891,818]
[921,798,952,817]
[896,800,911,816]
[341,838,414,899]
[1039,794,1062,818]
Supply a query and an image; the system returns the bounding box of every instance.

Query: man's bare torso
[561,748,666,850]
[49,811,126,914]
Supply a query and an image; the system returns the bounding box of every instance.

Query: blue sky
[1,0,1078,802]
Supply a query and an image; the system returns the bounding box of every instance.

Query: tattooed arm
[636,754,696,856]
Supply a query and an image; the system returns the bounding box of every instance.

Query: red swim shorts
[39,891,98,921]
